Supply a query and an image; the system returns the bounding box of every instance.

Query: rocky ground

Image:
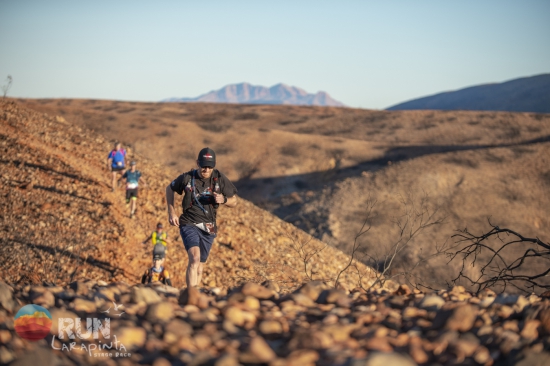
[17,98,550,292]
[1,280,550,365]
[2,100,550,365]
[0,100,376,290]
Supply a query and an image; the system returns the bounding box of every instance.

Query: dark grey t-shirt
[170,169,237,226]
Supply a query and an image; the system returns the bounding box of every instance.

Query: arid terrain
[18,98,550,291]
[2,100,550,365]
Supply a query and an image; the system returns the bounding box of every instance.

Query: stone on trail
[116,326,147,350]
[297,281,328,301]
[29,287,55,308]
[418,294,445,311]
[433,304,478,332]
[71,298,97,313]
[360,352,417,366]
[145,302,174,323]
[131,286,162,305]
[0,282,15,313]
[241,282,275,299]
[239,336,276,364]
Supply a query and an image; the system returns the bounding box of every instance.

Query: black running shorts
[126,188,138,200]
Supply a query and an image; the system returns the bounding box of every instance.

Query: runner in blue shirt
[107,142,127,192]
[119,161,147,218]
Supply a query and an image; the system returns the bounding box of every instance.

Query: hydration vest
[181,169,221,213]
[152,231,167,246]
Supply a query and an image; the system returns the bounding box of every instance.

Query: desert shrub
[483,152,505,163]
[198,123,229,133]
[234,112,259,120]
[540,171,550,186]
[195,114,217,123]
[417,120,437,130]
[235,160,259,180]
[216,145,233,155]
[531,113,548,121]
[117,108,136,113]
[156,130,170,137]
[498,126,521,139]
[510,146,533,157]
[443,156,479,168]
[280,143,300,156]
[329,148,346,158]
[298,127,314,134]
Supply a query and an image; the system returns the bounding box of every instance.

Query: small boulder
[241,282,274,300]
[363,352,416,366]
[259,320,283,335]
[131,286,161,305]
[72,298,97,313]
[116,327,146,350]
[0,282,15,313]
[418,294,445,311]
[146,302,174,323]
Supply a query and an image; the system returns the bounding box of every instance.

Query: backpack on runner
[152,243,166,260]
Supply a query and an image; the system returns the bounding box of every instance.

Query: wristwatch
[223,196,227,204]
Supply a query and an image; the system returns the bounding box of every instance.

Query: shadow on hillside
[33,185,112,207]
[0,159,99,185]
[12,238,130,281]
[234,134,550,210]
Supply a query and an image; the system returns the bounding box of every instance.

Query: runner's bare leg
[186,247,201,287]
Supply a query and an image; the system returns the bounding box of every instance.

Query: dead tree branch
[448,221,550,294]
[358,191,447,290]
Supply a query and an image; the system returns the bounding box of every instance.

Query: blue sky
[1,1,548,109]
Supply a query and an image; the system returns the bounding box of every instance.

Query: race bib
[127,182,138,189]
[195,222,217,234]
[117,161,122,166]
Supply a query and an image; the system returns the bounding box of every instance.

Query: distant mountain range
[162,82,346,107]
[387,74,550,113]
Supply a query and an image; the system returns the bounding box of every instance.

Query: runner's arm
[166,184,180,227]
[214,192,238,208]
[225,195,238,208]
[140,177,147,188]
[142,234,152,245]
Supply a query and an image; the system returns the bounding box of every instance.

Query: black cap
[197,147,216,168]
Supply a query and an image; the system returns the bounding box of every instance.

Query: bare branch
[448,221,550,294]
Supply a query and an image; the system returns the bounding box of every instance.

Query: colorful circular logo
[14,304,52,341]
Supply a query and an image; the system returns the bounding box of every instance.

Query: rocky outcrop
[1,280,548,365]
